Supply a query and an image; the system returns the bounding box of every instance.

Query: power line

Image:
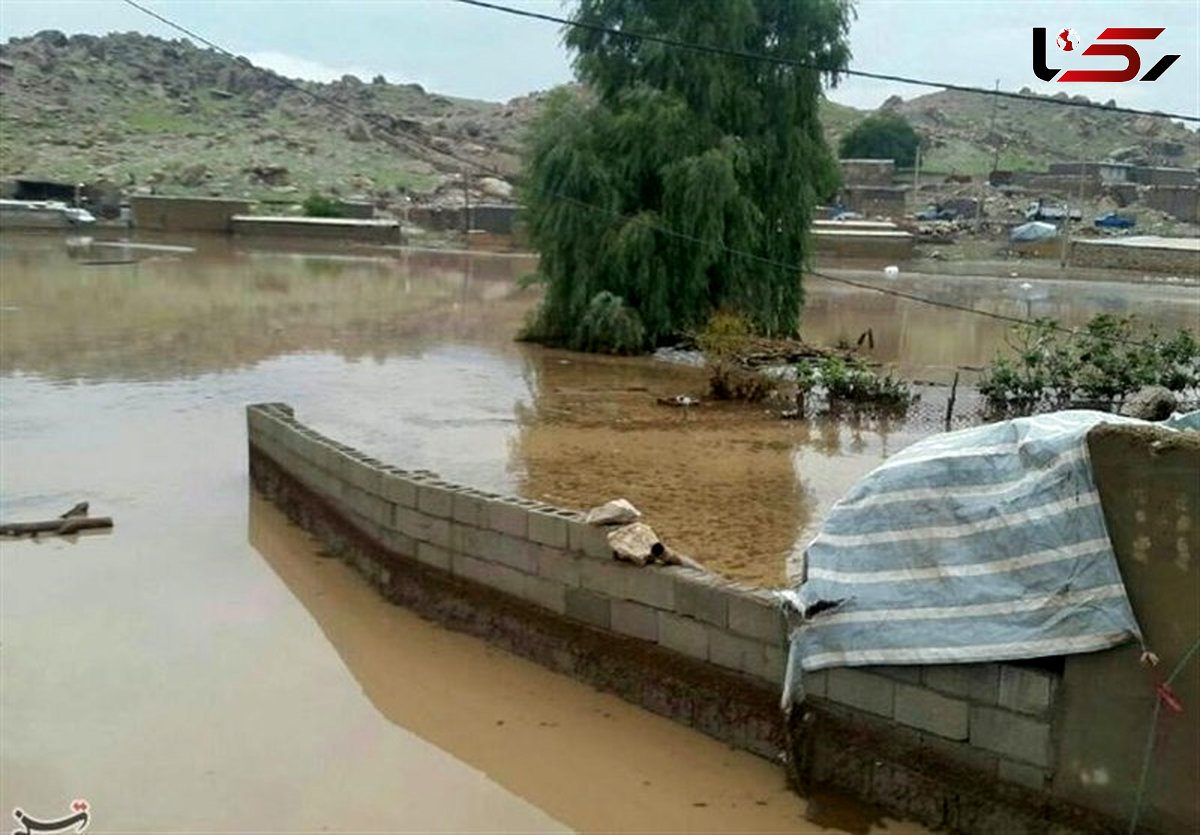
[118,0,1172,350]
[452,0,1200,124]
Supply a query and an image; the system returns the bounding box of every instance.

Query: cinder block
[826,667,895,718]
[970,706,1052,767]
[523,574,567,614]
[537,548,581,586]
[451,490,489,527]
[417,542,452,571]
[452,553,525,598]
[567,521,613,560]
[894,684,969,740]
[528,509,570,548]
[673,569,729,627]
[345,460,383,494]
[921,732,999,777]
[611,600,659,642]
[727,587,784,646]
[417,481,455,518]
[709,629,775,681]
[393,507,451,548]
[379,529,416,559]
[580,558,627,598]
[580,560,674,609]
[805,668,828,698]
[565,587,611,628]
[488,500,528,538]
[998,665,1056,716]
[873,665,923,684]
[657,612,708,661]
[380,470,418,507]
[923,663,1000,704]
[344,486,392,527]
[451,524,494,559]
[493,533,538,574]
[998,758,1048,791]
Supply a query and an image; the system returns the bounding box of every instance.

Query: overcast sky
[1,0,1196,118]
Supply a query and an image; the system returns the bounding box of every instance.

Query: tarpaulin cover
[783,410,1199,700]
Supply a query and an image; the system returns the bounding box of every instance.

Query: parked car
[915,206,957,221]
[1094,212,1136,230]
[1025,200,1083,222]
[831,210,864,221]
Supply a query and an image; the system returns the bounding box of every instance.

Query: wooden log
[0,517,113,536]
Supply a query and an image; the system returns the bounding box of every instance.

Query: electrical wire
[119,0,1181,349]
[452,0,1200,124]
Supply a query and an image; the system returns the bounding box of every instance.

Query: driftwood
[1,503,113,537]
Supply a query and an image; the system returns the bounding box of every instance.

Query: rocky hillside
[0,30,537,207]
[1,30,1195,209]
[881,89,1199,175]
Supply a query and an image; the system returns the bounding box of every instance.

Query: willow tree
[521,0,854,353]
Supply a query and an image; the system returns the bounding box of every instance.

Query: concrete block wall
[248,402,1110,832]
[804,661,1059,787]
[246,403,789,689]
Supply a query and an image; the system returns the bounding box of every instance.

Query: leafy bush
[838,114,921,167]
[697,311,777,401]
[799,355,914,414]
[571,291,648,355]
[980,314,1199,414]
[301,194,344,218]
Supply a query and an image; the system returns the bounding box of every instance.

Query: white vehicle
[0,199,97,229]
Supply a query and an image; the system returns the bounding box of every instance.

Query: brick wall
[130,195,252,233]
[1071,238,1200,274]
[247,402,1127,833]
[246,402,787,687]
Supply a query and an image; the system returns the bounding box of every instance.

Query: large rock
[175,162,208,186]
[1122,386,1177,421]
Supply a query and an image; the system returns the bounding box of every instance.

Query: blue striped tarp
[783,410,1198,701]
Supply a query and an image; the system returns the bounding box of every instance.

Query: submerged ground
[1,230,1194,831]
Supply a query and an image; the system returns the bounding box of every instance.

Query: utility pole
[462,169,471,236]
[913,141,922,211]
[977,79,1000,233]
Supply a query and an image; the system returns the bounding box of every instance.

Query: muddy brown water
[1,230,1195,832]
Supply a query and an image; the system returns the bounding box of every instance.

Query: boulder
[607,522,663,567]
[175,162,208,186]
[1122,386,1177,422]
[585,498,642,526]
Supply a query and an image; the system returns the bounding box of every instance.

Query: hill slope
[1,30,1194,209]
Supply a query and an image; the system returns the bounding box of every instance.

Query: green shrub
[571,291,648,355]
[980,314,1199,414]
[804,355,914,413]
[301,194,344,218]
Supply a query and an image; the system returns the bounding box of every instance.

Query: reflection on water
[248,493,928,834]
[3,231,1196,584]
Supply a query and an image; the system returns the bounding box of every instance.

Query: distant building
[840,159,895,187]
[1048,161,1134,184]
[839,185,908,219]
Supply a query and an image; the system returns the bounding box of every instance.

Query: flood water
[1,230,1195,832]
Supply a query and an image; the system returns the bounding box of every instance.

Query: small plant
[301,193,344,218]
[803,355,914,414]
[697,311,778,401]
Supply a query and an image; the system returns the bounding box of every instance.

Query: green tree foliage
[979,315,1200,414]
[520,0,854,353]
[837,113,920,167]
[301,194,344,218]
